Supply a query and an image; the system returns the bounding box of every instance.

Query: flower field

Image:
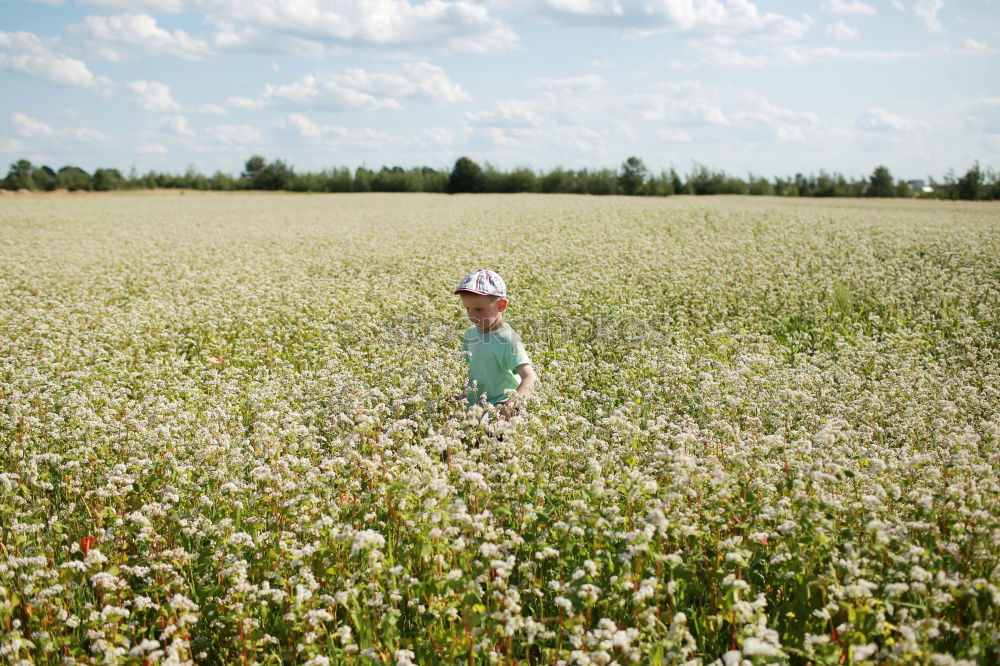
[1,192,998,665]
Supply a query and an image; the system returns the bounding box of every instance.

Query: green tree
[500,167,538,193]
[4,159,36,190]
[747,174,774,196]
[33,165,57,191]
[92,168,125,191]
[447,157,484,194]
[956,162,982,200]
[670,169,684,194]
[57,166,92,191]
[353,166,373,192]
[324,167,354,192]
[540,168,572,193]
[583,168,620,195]
[242,155,266,183]
[252,159,292,190]
[371,166,409,192]
[865,165,894,197]
[618,156,648,195]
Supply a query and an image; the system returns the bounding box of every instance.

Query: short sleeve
[460,334,470,363]
[503,333,531,371]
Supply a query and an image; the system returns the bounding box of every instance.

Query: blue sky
[1,0,997,181]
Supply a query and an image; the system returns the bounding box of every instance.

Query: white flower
[351,530,386,556]
[852,643,878,662]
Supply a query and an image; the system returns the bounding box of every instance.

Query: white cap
[454,269,507,298]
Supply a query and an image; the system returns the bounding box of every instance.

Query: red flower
[79,536,97,556]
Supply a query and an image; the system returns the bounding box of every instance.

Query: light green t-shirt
[461,323,531,405]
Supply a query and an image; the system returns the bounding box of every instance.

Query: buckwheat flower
[351,529,386,556]
[83,548,108,568]
[303,657,330,666]
[852,643,878,662]
[89,572,121,590]
[725,550,750,567]
[721,649,743,666]
[168,594,198,612]
[100,605,130,621]
[577,584,601,602]
[845,579,877,599]
[228,531,255,548]
[742,637,783,657]
[129,639,161,656]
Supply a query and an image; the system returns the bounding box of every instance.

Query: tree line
[3,155,998,200]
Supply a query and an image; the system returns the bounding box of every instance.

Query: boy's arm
[500,363,538,414]
[500,363,537,416]
[512,363,537,400]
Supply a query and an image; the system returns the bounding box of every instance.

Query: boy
[452,269,536,418]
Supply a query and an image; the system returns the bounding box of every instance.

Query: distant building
[907,179,934,193]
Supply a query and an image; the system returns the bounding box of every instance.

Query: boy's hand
[499,395,521,419]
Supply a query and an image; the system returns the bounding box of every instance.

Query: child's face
[458,291,508,331]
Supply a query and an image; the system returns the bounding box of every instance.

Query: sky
[0,0,997,181]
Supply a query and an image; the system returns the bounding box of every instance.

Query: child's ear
[497,298,509,312]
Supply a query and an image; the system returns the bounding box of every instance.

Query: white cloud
[626,83,824,147]
[658,129,694,143]
[632,85,729,126]
[0,137,26,154]
[913,0,944,33]
[284,113,322,138]
[731,97,821,126]
[888,0,945,32]
[250,62,469,113]
[197,103,228,115]
[465,101,546,128]
[127,80,181,112]
[10,112,108,143]
[72,13,211,61]
[337,62,470,104]
[688,44,921,68]
[227,96,266,110]
[820,0,876,16]
[825,20,860,40]
[78,1,520,51]
[415,127,456,147]
[962,38,991,53]
[80,0,187,11]
[855,107,924,132]
[65,127,107,142]
[156,115,194,136]
[729,95,822,142]
[279,113,395,149]
[239,0,517,52]
[0,31,114,94]
[964,96,1000,134]
[137,143,169,154]
[204,124,263,144]
[207,23,327,57]
[529,74,604,92]
[263,74,398,112]
[12,112,54,138]
[534,0,814,43]
[94,0,518,54]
